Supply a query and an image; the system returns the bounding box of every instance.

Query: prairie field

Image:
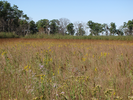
[0,38,133,100]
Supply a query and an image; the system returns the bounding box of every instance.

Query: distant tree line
[0,1,133,36]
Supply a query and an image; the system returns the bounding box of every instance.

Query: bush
[0,32,19,38]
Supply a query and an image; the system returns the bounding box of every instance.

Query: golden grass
[0,38,133,100]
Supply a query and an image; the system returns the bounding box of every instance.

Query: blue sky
[6,0,133,28]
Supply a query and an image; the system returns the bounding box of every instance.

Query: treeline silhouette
[0,1,133,37]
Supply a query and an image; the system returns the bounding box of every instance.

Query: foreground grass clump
[0,39,133,100]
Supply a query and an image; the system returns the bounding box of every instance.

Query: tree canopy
[0,1,29,35]
[67,23,75,35]
[0,1,133,36]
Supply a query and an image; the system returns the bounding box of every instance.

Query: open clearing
[0,39,133,100]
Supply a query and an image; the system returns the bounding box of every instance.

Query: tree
[87,20,102,36]
[15,14,30,36]
[126,20,133,35]
[102,23,109,36]
[87,21,94,35]
[109,22,116,35]
[121,22,128,36]
[11,5,23,32]
[36,19,49,34]
[94,23,103,36]
[75,23,85,36]
[29,20,37,34]
[59,18,70,35]
[116,29,124,36]
[15,19,29,36]
[67,23,75,35]
[0,1,13,32]
[49,19,60,34]
[0,1,29,36]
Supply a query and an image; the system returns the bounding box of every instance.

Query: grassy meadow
[0,38,133,100]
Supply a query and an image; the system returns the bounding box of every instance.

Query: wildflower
[104,53,107,57]
[53,83,57,88]
[33,97,38,100]
[58,66,61,74]
[86,76,89,81]
[50,58,52,61]
[24,65,29,71]
[101,52,103,56]
[1,51,6,56]
[40,95,43,99]
[43,58,45,62]
[113,92,115,95]
[60,91,65,94]
[29,69,32,73]
[82,58,86,62]
[95,67,97,72]
[104,89,113,97]
[41,76,43,80]
[39,64,44,69]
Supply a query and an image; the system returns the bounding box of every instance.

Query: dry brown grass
[0,38,133,100]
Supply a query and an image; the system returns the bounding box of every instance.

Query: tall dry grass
[0,39,133,100]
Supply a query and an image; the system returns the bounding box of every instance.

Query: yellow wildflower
[114,92,116,95]
[82,58,86,61]
[104,53,107,57]
[50,58,52,61]
[24,65,28,70]
[24,65,31,71]
[49,49,51,52]
[95,67,97,72]
[1,51,6,56]
[101,52,103,56]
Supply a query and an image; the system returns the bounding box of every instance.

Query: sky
[5,0,133,29]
